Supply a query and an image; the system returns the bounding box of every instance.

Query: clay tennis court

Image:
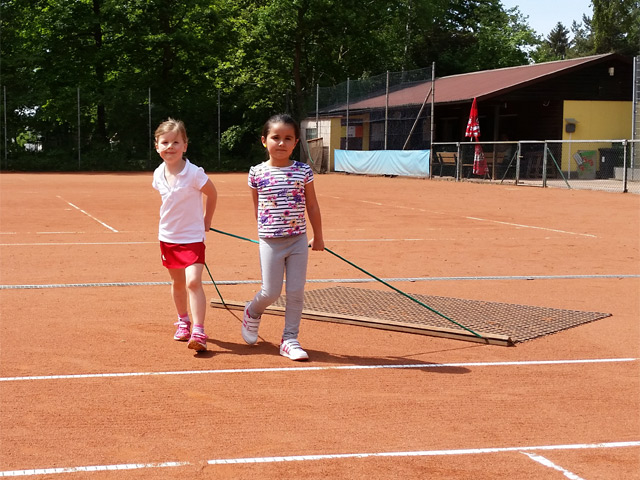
[1,172,638,479]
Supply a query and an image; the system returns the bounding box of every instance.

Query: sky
[500,0,593,38]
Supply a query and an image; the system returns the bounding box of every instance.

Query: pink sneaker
[173,320,191,341]
[188,331,208,352]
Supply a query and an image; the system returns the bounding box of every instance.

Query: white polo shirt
[152,159,209,244]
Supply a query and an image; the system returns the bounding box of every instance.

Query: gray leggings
[248,234,308,340]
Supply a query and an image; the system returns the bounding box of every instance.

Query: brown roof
[324,54,619,112]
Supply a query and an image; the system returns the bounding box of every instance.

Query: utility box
[598,147,623,179]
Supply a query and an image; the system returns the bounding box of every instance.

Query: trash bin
[598,147,623,179]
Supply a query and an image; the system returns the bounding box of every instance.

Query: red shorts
[160,242,205,269]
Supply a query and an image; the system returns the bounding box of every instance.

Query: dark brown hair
[261,114,300,140]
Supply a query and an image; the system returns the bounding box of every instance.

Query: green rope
[204,262,226,307]
[210,227,484,339]
[211,228,259,245]
[323,247,482,338]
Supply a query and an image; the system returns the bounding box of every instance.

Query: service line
[326,195,597,238]
[0,441,638,477]
[465,216,597,238]
[57,196,119,232]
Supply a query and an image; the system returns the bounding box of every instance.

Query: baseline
[1,358,636,382]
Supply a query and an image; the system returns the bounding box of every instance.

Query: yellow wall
[561,101,631,171]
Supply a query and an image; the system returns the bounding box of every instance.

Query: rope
[210,228,484,339]
[322,247,482,338]
[204,262,226,307]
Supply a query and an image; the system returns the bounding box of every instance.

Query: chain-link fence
[0,86,266,173]
[432,139,640,194]
[304,67,435,152]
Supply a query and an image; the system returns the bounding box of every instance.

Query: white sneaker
[280,338,309,361]
[241,303,261,345]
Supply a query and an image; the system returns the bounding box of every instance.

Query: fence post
[2,86,6,167]
[515,142,522,185]
[542,142,548,188]
[216,88,220,168]
[455,142,461,181]
[430,62,435,163]
[345,78,350,150]
[622,139,628,193]
[315,83,319,139]
[384,71,389,150]
[148,87,152,169]
[77,87,81,169]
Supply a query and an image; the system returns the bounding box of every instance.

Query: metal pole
[631,56,637,170]
[567,133,572,180]
[3,86,6,165]
[345,78,350,150]
[148,87,152,168]
[542,141,548,188]
[622,139,628,193]
[218,88,221,168]
[430,62,435,178]
[77,88,81,169]
[403,87,432,150]
[384,71,389,150]
[455,142,461,181]
[315,83,319,137]
[515,142,522,185]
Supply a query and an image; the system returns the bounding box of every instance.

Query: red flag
[466,98,487,176]
[473,143,488,176]
[465,97,480,140]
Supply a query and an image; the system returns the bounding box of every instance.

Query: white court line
[465,216,597,238]
[327,238,424,242]
[207,441,640,464]
[326,195,596,238]
[56,196,118,232]
[521,452,586,480]
[1,442,638,477]
[0,236,597,246]
[3,274,639,290]
[0,241,155,246]
[1,358,635,382]
[0,462,188,478]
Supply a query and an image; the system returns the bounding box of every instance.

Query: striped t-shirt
[248,161,314,238]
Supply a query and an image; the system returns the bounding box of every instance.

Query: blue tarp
[334,150,430,177]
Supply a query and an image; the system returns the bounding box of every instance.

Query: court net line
[2,274,638,290]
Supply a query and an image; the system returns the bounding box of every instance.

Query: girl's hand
[308,237,325,251]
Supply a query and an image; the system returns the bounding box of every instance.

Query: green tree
[419,0,538,75]
[592,0,639,55]
[548,22,571,59]
[0,0,551,170]
[569,16,596,57]
[532,22,571,62]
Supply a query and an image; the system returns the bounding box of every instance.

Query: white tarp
[334,150,430,177]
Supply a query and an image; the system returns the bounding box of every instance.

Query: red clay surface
[1,172,639,479]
